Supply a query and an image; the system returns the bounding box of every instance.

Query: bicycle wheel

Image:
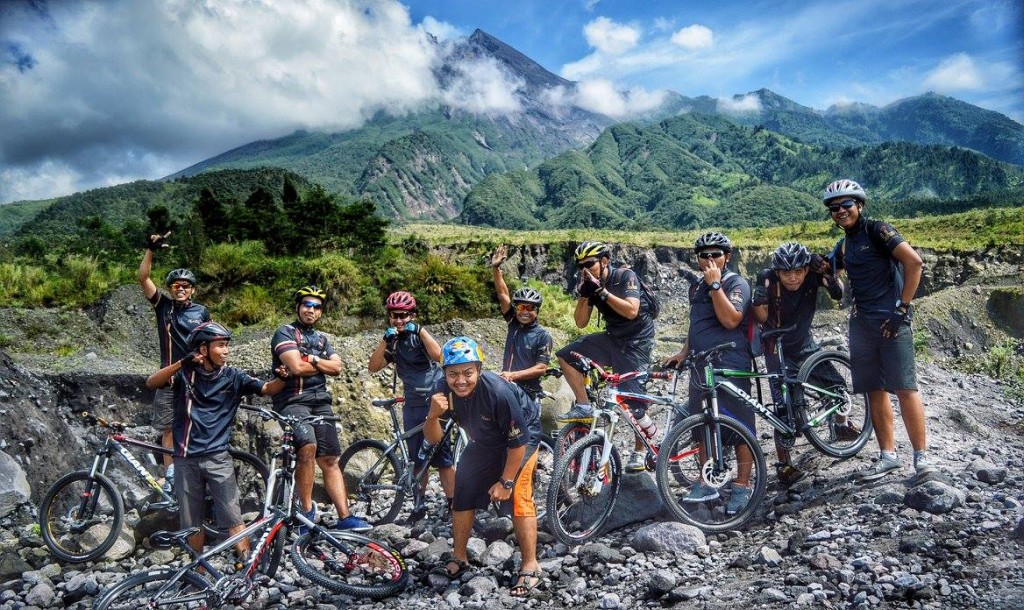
[338,440,405,525]
[93,569,211,610]
[204,450,270,540]
[532,435,555,522]
[39,470,124,563]
[655,413,767,533]
[545,433,621,546]
[661,401,696,486]
[254,487,287,579]
[554,422,590,457]
[291,529,410,599]
[797,350,872,459]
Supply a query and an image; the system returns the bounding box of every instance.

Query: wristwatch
[708,281,722,291]
[499,478,515,490]
[310,355,320,366]
[598,288,609,301]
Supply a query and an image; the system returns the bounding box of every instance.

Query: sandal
[510,570,543,597]
[430,553,472,579]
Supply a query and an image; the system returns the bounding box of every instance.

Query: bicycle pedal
[146,501,175,512]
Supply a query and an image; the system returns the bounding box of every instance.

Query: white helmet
[822,179,866,203]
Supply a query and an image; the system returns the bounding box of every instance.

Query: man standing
[425,337,543,598]
[138,232,210,490]
[271,285,370,531]
[823,179,935,480]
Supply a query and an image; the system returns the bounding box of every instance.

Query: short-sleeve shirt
[589,267,656,341]
[432,371,540,450]
[687,272,752,369]
[170,365,263,457]
[501,309,553,398]
[836,216,906,319]
[762,269,831,357]
[149,293,210,366]
[270,322,338,409]
[385,331,443,408]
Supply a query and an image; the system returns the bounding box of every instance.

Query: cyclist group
[135,177,934,596]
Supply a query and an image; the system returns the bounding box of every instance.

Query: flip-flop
[430,555,472,579]
[510,570,543,597]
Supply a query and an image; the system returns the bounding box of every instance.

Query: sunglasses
[827,199,859,213]
[169,282,194,290]
[388,311,412,320]
[515,303,537,313]
[697,251,725,259]
[577,259,599,270]
[300,300,323,310]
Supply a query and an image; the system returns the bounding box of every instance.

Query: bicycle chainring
[774,430,796,450]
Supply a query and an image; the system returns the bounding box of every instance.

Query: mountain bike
[545,354,679,546]
[39,412,268,563]
[92,405,409,608]
[655,329,871,532]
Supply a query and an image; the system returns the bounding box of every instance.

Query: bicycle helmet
[574,241,610,262]
[822,179,866,203]
[165,268,196,286]
[385,291,416,312]
[772,242,812,271]
[187,321,232,350]
[693,232,732,253]
[442,336,485,367]
[512,287,543,307]
[293,285,327,303]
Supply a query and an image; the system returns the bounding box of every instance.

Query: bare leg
[296,444,317,512]
[736,443,753,487]
[187,530,205,553]
[557,355,589,405]
[227,523,249,558]
[894,389,928,451]
[451,509,475,563]
[317,455,351,518]
[439,466,456,500]
[868,390,895,452]
[512,515,538,571]
[161,429,173,467]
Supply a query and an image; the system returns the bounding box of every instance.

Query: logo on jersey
[508,422,523,441]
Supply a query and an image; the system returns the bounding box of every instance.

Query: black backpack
[609,266,661,320]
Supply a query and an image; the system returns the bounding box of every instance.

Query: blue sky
[0,0,1021,204]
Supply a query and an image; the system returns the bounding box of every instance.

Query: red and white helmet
[385,291,416,312]
[823,179,867,203]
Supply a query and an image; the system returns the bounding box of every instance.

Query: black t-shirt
[836,216,906,319]
[590,267,656,341]
[270,322,337,409]
[432,371,540,450]
[149,293,210,366]
[687,272,751,369]
[171,365,263,457]
[501,309,553,398]
[761,269,831,357]
[385,331,443,408]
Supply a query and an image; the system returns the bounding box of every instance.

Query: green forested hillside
[459,113,1024,230]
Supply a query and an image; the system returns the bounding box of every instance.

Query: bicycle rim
[291,529,410,599]
[338,440,405,525]
[555,422,591,458]
[93,569,210,610]
[798,350,873,459]
[546,434,620,546]
[40,471,124,563]
[656,414,766,533]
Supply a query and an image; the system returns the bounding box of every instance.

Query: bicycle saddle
[150,527,202,549]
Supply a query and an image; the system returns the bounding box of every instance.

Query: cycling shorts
[277,391,342,458]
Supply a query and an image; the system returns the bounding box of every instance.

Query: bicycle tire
[291,529,410,599]
[254,483,287,579]
[545,433,621,546]
[655,413,767,533]
[204,449,270,540]
[338,440,405,525]
[554,422,591,458]
[662,400,696,486]
[451,425,468,464]
[797,350,873,459]
[92,568,210,610]
[39,470,124,563]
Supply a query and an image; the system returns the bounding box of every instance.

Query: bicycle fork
[573,430,613,496]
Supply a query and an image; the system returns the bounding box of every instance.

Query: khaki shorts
[174,451,243,530]
[151,386,175,431]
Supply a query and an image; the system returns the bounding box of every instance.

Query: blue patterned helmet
[441,336,484,367]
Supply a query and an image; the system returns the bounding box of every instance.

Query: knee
[297,445,317,464]
[317,455,339,470]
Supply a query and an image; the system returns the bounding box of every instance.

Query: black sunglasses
[577,259,599,269]
[827,199,858,213]
[697,251,725,259]
[300,300,323,310]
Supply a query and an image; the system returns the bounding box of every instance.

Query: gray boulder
[904,481,965,514]
[629,522,705,554]
[0,450,30,518]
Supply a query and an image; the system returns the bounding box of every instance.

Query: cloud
[922,53,985,92]
[583,17,640,55]
[441,55,524,115]
[547,79,666,119]
[584,0,601,12]
[670,24,713,50]
[717,93,762,115]
[420,16,461,41]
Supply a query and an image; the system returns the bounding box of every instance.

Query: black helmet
[694,232,732,253]
[772,242,812,271]
[293,285,327,303]
[512,287,543,307]
[574,241,610,262]
[165,268,196,286]
[187,321,232,350]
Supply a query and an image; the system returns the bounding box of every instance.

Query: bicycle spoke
[798,350,872,459]
[546,435,620,545]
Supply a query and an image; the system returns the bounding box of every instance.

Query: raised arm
[490,245,512,315]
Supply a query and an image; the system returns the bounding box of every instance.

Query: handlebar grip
[371,397,403,408]
[649,371,674,380]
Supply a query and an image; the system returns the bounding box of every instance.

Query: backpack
[721,271,763,358]
[609,266,661,320]
[830,218,904,297]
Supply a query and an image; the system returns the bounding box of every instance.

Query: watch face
[710,281,721,291]
[502,479,514,489]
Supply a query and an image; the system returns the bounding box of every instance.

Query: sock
[880,450,898,461]
[575,403,592,412]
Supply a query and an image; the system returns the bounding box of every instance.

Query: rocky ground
[0,248,1022,609]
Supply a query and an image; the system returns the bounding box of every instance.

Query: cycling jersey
[433,371,540,450]
[835,216,906,319]
[170,364,263,457]
[385,331,443,408]
[588,267,655,341]
[501,309,553,398]
[687,273,751,369]
[149,293,210,366]
[761,269,838,357]
[270,322,337,410]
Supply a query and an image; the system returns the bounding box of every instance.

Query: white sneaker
[914,451,937,476]
[625,450,649,473]
[857,453,902,481]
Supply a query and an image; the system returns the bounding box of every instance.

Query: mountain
[459,112,1024,230]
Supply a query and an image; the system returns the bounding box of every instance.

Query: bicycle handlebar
[681,341,737,369]
[569,351,674,384]
[81,411,127,432]
[240,404,340,427]
[371,397,404,409]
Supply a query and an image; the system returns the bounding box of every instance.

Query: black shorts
[452,442,539,517]
[849,312,917,393]
[277,391,342,458]
[556,332,654,415]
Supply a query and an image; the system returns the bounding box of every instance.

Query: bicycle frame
[83,432,176,514]
[373,398,463,494]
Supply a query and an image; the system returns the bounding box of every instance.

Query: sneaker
[162,464,175,494]
[913,451,937,476]
[834,422,862,442]
[298,503,318,536]
[776,463,806,486]
[857,453,902,481]
[334,515,372,532]
[724,484,753,516]
[557,404,595,423]
[408,499,427,523]
[625,450,649,473]
[682,482,720,503]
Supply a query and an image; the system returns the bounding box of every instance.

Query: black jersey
[171,365,263,457]
[385,331,443,408]
[501,309,553,398]
[150,293,210,367]
[270,322,337,409]
[433,371,540,450]
[836,216,906,320]
[761,269,831,357]
[589,267,655,341]
[687,272,752,369]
